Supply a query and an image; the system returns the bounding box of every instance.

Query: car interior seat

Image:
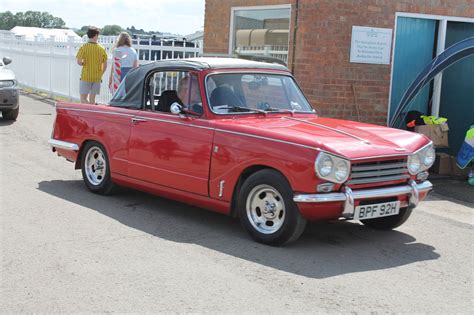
[209,86,244,108]
[157,90,183,112]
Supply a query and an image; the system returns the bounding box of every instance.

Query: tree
[0,11,16,30]
[0,10,65,30]
[126,25,146,35]
[101,24,123,36]
[75,25,89,37]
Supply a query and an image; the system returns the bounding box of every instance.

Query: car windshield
[206,73,314,114]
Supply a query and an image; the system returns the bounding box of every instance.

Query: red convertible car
[49,58,433,245]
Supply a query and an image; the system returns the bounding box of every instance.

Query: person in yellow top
[76,26,108,104]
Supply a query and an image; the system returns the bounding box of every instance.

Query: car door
[127,70,214,196]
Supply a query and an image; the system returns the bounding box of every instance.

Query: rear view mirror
[2,57,12,65]
[170,102,183,114]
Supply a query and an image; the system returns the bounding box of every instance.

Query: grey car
[0,57,19,120]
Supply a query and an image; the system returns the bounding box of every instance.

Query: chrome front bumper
[293,180,433,218]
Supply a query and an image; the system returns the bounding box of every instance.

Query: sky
[1,0,206,35]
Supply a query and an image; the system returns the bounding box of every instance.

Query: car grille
[347,159,409,185]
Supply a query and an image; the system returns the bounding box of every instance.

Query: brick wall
[204,0,474,125]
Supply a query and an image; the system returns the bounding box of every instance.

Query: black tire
[237,169,307,246]
[80,141,116,195]
[2,107,19,120]
[361,206,413,230]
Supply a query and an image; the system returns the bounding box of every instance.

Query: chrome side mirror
[2,57,12,65]
[170,102,182,115]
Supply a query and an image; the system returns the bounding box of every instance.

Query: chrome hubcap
[84,146,106,186]
[246,184,285,234]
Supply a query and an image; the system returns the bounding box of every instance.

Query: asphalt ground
[1,95,473,313]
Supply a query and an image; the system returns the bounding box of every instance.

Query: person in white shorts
[76,26,108,104]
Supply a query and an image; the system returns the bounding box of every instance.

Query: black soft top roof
[109,57,288,109]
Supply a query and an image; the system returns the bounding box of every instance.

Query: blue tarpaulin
[389,36,474,128]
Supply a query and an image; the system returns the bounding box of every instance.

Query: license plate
[354,201,400,220]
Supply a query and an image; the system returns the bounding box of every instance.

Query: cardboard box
[432,153,452,175]
[415,124,449,148]
[450,156,470,178]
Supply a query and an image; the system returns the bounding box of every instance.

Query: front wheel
[237,169,307,246]
[81,141,116,195]
[360,206,413,230]
[2,107,19,120]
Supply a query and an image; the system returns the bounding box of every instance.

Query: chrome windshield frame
[204,71,316,116]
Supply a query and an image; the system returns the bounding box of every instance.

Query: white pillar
[431,19,447,117]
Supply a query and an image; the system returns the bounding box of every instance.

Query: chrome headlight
[407,154,421,174]
[0,80,15,88]
[315,152,350,184]
[422,145,436,166]
[407,143,435,175]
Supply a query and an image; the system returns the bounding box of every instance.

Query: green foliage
[101,24,123,36]
[126,25,145,34]
[0,10,66,30]
[126,25,161,36]
[0,11,16,30]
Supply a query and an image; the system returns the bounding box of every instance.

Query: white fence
[0,35,202,103]
[235,45,288,64]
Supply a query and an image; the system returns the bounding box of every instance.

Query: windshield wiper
[263,107,296,115]
[218,105,267,114]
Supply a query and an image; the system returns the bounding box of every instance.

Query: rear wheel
[81,141,116,195]
[2,107,19,120]
[238,169,307,246]
[360,207,413,230]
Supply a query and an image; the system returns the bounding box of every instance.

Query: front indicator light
[417,171,429,181]
[317,183,335,192]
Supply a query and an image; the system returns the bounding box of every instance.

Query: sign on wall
[350,26,393,65]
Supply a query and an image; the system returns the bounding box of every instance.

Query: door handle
[132,117,147,124]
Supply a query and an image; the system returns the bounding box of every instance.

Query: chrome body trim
[56,107,134,117]
[408,179,420,207]
[347,174,410,185]
[54,107,321,150]
[215,128,319,151]
[343,187,355,217]
[54,107,434,162]
[131,117,147,124]
[133,115,215,130]
[348,159,409,185]
[351,168,407,178]
[284,117,371,144]
[293,180,433,218]
[48,139,79,151]
[352,162,406,172]
[350,153,410,161]
[219,180,225,198]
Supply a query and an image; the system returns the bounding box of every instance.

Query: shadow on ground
[430,176,474,205]
[37,179,440,279]
[0,117,15,125]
